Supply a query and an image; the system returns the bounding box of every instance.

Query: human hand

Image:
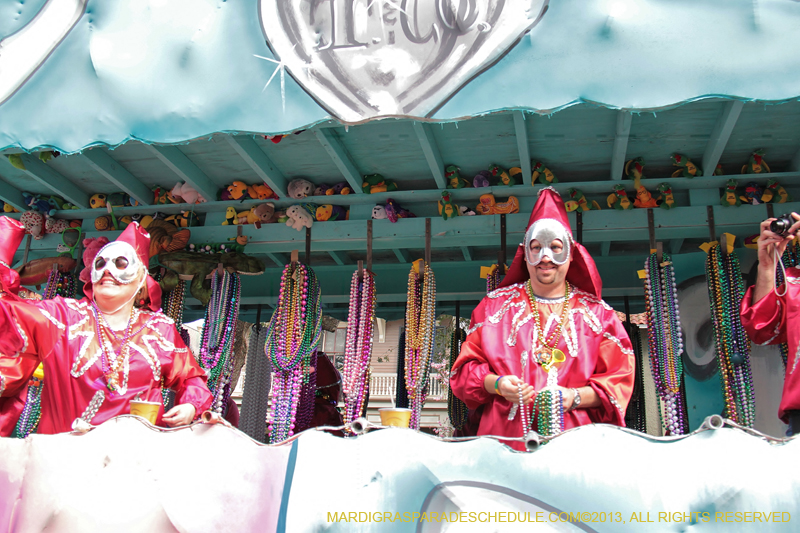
[553,387,576,412]
[497,375,535,405]
[162,403,197,427]
[758,214,800,270]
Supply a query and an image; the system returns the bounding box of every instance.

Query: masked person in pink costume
[0,221,212,433]
[450,188,635,450]
[0,217,41,437]
[740,213,800,434]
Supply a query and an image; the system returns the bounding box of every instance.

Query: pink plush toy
[79,236,110,285]
[20,210,45,239]
[171,182,207,204]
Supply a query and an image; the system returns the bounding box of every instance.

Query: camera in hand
[770,214,796,236]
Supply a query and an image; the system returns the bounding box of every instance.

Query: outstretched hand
[497,375,536,405]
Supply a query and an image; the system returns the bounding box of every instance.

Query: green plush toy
[438,191,459,221]
[362,174,398,194]
[720,179,741,206]
[489,164,517,186]
[742,149,770,174]
[607,185,633,210]
[625,157,645,189]
[444,165,470,189]
[671,153,702,178]
[762,178,792,204]
[657,183,675,209]
[532,160,557,184]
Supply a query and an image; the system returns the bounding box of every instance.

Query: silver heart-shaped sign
[259,0,549,122]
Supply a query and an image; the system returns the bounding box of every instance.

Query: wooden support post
[624,296,631,328]
[766,203,775,220]
[367,219,373,272]
[455,300,461,335]
[256,303,262,327]
[290,249,299,264]
[425,218,431,267]
[576,210,583,245]
[500,214,507,267]
[22,234,31,265]
[647,208,656,253]
[707,206,716,242]
[656,242,663,263]
[358,260,364,277]
[305,227,311,265]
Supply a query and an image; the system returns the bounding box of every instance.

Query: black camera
[770,214,796,236]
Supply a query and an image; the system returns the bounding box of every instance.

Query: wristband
[494,375,506,394]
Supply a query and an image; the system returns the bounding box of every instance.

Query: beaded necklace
[11,370,43,438]
[447,326,468,432]
[198,270,241,414]
[164,279,187,330]
[705,244,756,427]
[265,262,322,443]
[487,264,503,293]
[404,263,436,430]
[643,252,688,435]
[775,242,798,369]
[91,302,138,395]
[43,269,77,299]
[342,268,377,428]
[525,280,570,369]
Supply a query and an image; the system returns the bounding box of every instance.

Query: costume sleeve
[739,285,785,346]
[0,298,63,397]
[161,325,213,417]
[450,300,494,408]
[586,314,635,426]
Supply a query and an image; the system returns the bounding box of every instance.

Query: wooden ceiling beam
[701,100,744,177]
[146,145,218,203]
[0,163,30,212]
[328,250,350,265]
[314,128,364,194]
[393,248,411,263]
[512,111,532,185]
[610,111,632,180]
[225,135,289,198]
[461,246,473,261]
[412,122,447,189]
[82,149,153,205]
[17,154,90,209]
[265,252,289,267]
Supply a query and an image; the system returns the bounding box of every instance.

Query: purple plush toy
[384,198,415,223]
[473,170,492,188]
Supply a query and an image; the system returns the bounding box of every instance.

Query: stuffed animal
[607,185,633,210]
[2,202,18,213]
[740,182,764,205]
[458,206,476,216]
[565,188,599,212]
[362,174,398,194]
[742,149,770,174]
[625,158,645,189]
[475,194,520,215]
[94,215,113,231]
[657,183,675,209]
[720,179,741,207]
[6,154,25,170]
[762,178,792,203]
[47,196,79,212]
[286,205,314,230]
[473,170,492,188]
[107,193,133,208]
[38,151,58,163]
[372,206,388,220]
[438,191,459,220]
[671,153,702,178]
[509,167,523,185]
[44,214,70,235]
[152,186,179,204]
[166,211,199,228]
[23,192,55,215]
[313,184,331,196]
[384,198,415,222]
[21,210,45,239]
[247,183,277,200]
[225,181,248,201]
[90,193,107,209]
[445,165,470,189]
[172,182,207,204]
[713,164,724,176]
[489,165,517,186]
[130,213,155,229]
[79,237,111,285]
[330,182,351,195]
[222,206,238,226]
[288,178,315,199]
[634,185,659,209]
[532,160,557,184]
[316,204,347,222]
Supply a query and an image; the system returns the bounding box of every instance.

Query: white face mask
[91,241,142,285]
[524,218,571,266]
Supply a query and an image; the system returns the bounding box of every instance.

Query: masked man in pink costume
[450,188,635,450]
[0,221,212,433]
[0,217,41,436]
[740,213,800,434]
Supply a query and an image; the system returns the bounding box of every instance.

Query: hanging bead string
[164,279,187,330]
[198,270,241,414]
[775,241,798,369]
[265,262,322,443]
[643,252,688,435]
[43,269,77,299]
[404,263,437,430]
[447,325,468,431]
[486,264,503,293]
[11,371,43,438]
[623,326,648,432]
[342,268,377,428]
[705,244,756,427]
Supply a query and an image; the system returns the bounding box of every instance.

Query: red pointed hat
[0,217,26,295]
[498,187,602,298]
[82,222,162,311]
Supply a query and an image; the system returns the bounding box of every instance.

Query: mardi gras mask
[90,241,142,285]
[524,218,571,266]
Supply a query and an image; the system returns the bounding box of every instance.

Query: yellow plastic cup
[130,400,161,425]
[379,408,412,428]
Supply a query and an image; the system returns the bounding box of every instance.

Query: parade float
[2,0,800,531]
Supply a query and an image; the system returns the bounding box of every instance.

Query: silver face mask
[91,241,142,285]
[524,218,572,266]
